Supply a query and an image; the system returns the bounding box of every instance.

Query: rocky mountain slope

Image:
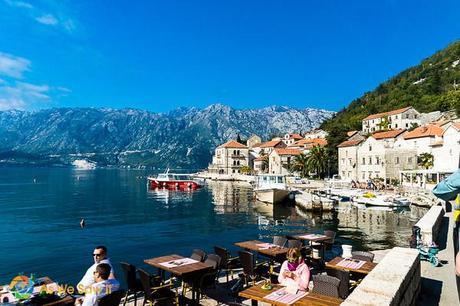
[0,104,334,169]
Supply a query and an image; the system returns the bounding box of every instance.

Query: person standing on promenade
[432,170,460,281]
[75,263,120,306]
[77,246,115,293]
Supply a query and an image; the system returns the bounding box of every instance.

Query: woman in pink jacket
[278,248,311,291]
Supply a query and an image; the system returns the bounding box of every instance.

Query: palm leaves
[291,146,329,178]
[418,152,434,169]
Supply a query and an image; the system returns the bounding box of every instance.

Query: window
[395,157,399,164]
[406,114,409,119]
[376,156,380,164]
[362,158,366,165]
[406,123,408,128]
[369,157,372,165]
[395,115,398,119]
[341,158,345,165]
[349,158,352,165]
[369,145,372,151]
[395,124,398,128]
[408,157,413,163]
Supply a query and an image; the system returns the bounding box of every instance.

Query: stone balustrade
[341,247,420,306]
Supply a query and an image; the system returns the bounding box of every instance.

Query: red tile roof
[403,124,444,140]
[274,148,302,156]
[337,139,364,148]
[218,140,248,149]
[292,138,327,147]
[288,133,303,140]
[254,156,266,162]
[363,106,413,121]
[347,130,358,137]
[259,140,285,148]
[372,129,406,139]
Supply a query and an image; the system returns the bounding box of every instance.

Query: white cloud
[0,81,52,110]
[4,0,33,10]
[0,52,31,78]
[35,14,58,26]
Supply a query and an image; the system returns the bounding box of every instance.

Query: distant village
[207,106,460,188]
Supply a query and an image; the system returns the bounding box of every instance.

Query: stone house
[268,148,301,175]
[208,140,249,174]
[362,106,421,133]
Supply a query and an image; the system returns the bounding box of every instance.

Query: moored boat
[353,192,410,207]
[147,170,203,189]
[254,174,290,204]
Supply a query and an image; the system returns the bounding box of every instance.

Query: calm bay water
[0,167,426,285]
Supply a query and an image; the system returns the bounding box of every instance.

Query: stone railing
[414,205,445,245]
[342,247,420,306]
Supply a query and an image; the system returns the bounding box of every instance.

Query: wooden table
[326,257,377,274]
[239,284,343,306]
[0,276,74,306]
[234,240,290,258]
[144,254,213,303]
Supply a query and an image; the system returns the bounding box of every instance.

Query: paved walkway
[417,204,459,305]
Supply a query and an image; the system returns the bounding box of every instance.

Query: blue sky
[0,0,459,113]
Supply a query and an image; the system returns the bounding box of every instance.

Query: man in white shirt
[77,246,115,293]
[75,263,120,306]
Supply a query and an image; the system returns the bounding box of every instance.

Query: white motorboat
[254,174,290,204]
[353,192,410,207]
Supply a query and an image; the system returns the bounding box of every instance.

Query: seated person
[278,248,310,291]
[77,246,115,292]
[75,263,120,306]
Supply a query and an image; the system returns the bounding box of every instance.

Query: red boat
[147,172,203,189]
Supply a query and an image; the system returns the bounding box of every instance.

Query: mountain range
[0,104,334,169]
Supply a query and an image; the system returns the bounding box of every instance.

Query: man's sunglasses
[93,253,102,257]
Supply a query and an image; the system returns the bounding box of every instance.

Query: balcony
[231,154,246,159]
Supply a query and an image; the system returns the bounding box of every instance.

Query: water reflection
[207,180,253,214]
[147,187,197,206]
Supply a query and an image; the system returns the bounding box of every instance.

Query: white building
[268,148,301,175]
[337,138,364,181]
[208,140,250,175]
[304,129,328,139]
[281,133,303,146]
[258,139,287,155]
[362,106,421,133]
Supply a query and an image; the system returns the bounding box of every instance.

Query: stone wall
[415,205,445,245]
[342,247,420,306]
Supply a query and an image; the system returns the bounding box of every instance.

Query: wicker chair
[326,268,350,299]
[312,274,341,298]
[119,262,143,306]
[323,230,337,250]
[214,246,241,283]
[138,268,178,305]
[238,251,266,287]
[273,236,288,247]
[190,249,207,262]
[352,251,374,262]
[99,290,126,306]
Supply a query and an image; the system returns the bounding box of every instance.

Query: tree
[261,154,269,173]
[290,153,309,177]
[418,152,434,169]
[305,145,328,179]
[240,165,252,174]
[236,133,244,144]
[377,115,390,130]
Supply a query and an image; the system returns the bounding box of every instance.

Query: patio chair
[323,230,337,250]
[326,268,350,299]
[195,254,222,302]
[190,249,207,262]
[273,236,288,247]
[138,268,178,306]
[120,262,143,306]
[312,274,340,298]
[214,246,241,283]
[352,251,375,262]
[238,250,267,287]
[99,290,126,306]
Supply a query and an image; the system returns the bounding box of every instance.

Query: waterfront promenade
[417,202,459,305]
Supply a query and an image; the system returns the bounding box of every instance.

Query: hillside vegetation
[321,40,460,173]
